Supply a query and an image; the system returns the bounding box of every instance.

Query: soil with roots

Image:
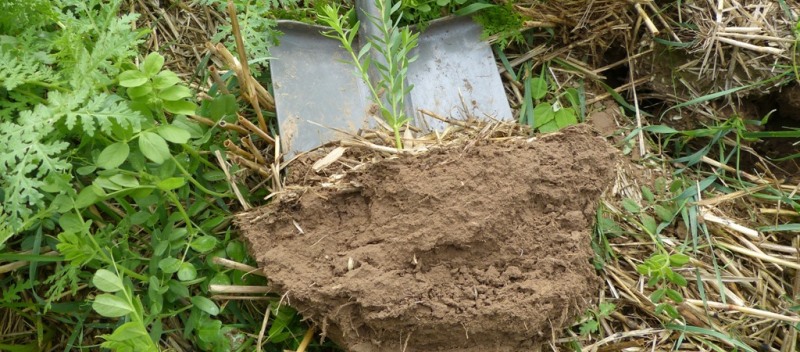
[238,125,621,351]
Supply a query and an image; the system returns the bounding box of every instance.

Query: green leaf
[58,212,85,233]
[119,70,148,88]
[172,115,205,138]
[654,204,674,222]
[138,132,170,164]
[565,88,581,110]
[148,277,165,315]
[598,302,615,316]
[209,273,231,286]
[646,275,659,287]
[76,165,97,176]
[197,317,223,344]
[659,303,680,319]
[100,321,151,343]
[157,177,185,191]
[640,214,657,234]
[163,100,197,116]
[152,70,180,90]
[156,125,191,144]
[665,288,684,303]
[97,142,130,170]
[579,319,599,335]
[178,262,197,281]
[758,223,800,232]
[202,170,226,182]
[532,103,554,128]
[650,288,666,303]
[95,176,122,191]
[131,211,151,225]
[75,185,104,209]
[158,257,182,274]
[538,121,559,133]
[454,3,494,16]
[93,269,125,293]
[622,198,641,213]
[668,271,688,286]
[190,236,218,254]
[669,253,690,266]
[168,280,190,298]
[554,107,577,129]
[641,186,654,203]
[191,296,220,316]
[93,294,133,317]
[665,324,757,352]
[227,241,247,262]
[529,77,548,100]
[142,53,165,77]
[158,85,192,101]
[127,83,153,100]
[109,174,139,188]
[207,94,238,121]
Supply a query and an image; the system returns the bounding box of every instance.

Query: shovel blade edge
[270,21,371,157]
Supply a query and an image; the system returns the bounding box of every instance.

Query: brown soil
[237,125,621,351]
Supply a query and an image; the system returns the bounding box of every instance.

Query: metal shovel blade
[270,9,512,157]
[269,21,371,157]
[407,16,513,131]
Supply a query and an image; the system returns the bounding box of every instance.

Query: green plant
[578,301,616,336]
[91,268,160,351]
[518,63,581,133]
[636,252,690,319]
[202,0,302,75]
[0,1,326,350]
[318,0,420,149]
[471,1,525,49]
[398,0,468,23]
[614,180,693,320]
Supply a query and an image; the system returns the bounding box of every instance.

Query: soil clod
[238,125,621,351]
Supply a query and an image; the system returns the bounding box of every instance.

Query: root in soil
[237,125,621,351]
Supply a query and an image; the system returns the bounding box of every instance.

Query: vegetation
[318,0,420,149]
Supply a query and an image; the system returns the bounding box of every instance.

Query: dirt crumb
[238,124,620,351]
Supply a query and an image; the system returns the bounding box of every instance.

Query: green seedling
[579,301,616,336]
[637,252,690,319]
[518,63,581,133]
[318,0,420,149]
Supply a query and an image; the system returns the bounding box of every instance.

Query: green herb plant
[620,179,693,320]
[318,0,419,149]
[518,63,582,133]
[0,1,319,350]
[393,0,524,49]
[200,0,292,75]
[578,301,616,336]
[637,252,690,319]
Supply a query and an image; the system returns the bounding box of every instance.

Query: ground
[239,126,618,351]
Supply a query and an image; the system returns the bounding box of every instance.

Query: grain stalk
[318,0,419,149]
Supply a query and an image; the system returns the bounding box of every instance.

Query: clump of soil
[238,125,620,351]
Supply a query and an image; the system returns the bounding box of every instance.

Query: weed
[318,0,419,149]
[0,1,317,350]
[578,301,616,336]
[636,252,690,319]
[471,1,525,49]
[518,63,581,133]
[202,0,291,75]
